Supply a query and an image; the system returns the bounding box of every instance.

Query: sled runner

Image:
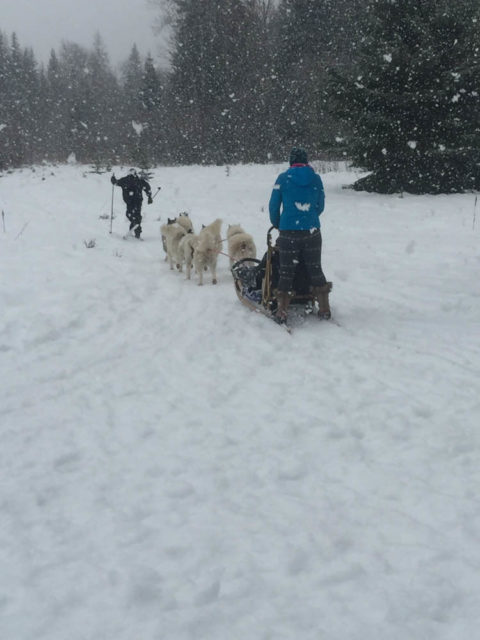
[231,226,332,331]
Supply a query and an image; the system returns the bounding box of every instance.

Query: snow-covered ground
[1,162,479,640]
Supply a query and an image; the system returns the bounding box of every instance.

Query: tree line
[1,0,479,193]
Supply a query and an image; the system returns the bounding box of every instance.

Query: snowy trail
[1,164,480,639]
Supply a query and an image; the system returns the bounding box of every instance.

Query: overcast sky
[1,0,167,68]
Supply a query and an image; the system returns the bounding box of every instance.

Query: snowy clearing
[1,163,479,640]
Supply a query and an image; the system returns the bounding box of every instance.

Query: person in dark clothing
[268,147,332,321]
[111,168,152,238]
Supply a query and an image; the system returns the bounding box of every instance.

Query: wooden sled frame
[232,226,316,318]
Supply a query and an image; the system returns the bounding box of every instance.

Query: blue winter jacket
[269,164,325,230]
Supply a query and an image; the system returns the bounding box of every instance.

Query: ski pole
[109,182,115,234]
[152,186,161,200]
[1,210,5,233]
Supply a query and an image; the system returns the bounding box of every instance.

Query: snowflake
[132,121,143,135]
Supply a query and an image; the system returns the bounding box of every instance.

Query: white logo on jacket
[295,202,311,212]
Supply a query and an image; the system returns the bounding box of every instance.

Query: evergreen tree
[167,0,227,163]
[0,32,10,168]
[44,49,68,162]
[271,0,368,158]
[0,34,46,166]
[21,47,42,164]
[57,41,91,162]
[34,67,52,161]
[225,0,279,163]
[54,37,119,166]
[330,0,480,193]
[137,54,165,168]
[86,33,120,170]
[2,34,26,166]
[167,0,272,164]
[119,45,145,163]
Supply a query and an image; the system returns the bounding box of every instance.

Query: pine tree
[86,33,120,170]
[167,0,273,164]
[44,49,68,162]
[21,47,41,164]
[271,0,368,157]
[136,54,165,168]
[166,0,213,163]
[0,32,10,169]
[2,34,26,166]
[53,37,119,166]
[57,42,91,162]
[120,45,145,163]
[330,0,480,193]
[227,0,279,163]
[0,34,46,167]
[34,67,52,162]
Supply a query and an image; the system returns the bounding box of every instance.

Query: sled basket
[231,226,316,317]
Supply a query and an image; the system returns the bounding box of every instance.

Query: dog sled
[231,226,332,330]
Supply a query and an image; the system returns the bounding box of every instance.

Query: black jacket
[113,175,152,203]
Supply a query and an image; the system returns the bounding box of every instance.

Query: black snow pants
[276,229,327,293]
[125,197,143,236]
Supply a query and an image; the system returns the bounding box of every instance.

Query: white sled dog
[193,218,223,285]
[175,211,194,234]
[226,224,257,266]
[160,217,173,262]
[161,213,193,261]
[177,232,199,280]
[160,218,187,270]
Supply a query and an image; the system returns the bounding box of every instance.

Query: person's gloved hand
[110,175,116,185]
[148,196,153,204]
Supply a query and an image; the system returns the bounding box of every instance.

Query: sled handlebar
[267,225,277,248]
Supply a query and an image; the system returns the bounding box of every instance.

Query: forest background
[1,0,479,195]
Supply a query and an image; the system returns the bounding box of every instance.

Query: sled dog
[160,218,187,270]
[160,217,174,262]
[227,224,257,266]
[161,213,194,260]
[177,232,199,280]
[193,218,222,285]
[175,212,194,234]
